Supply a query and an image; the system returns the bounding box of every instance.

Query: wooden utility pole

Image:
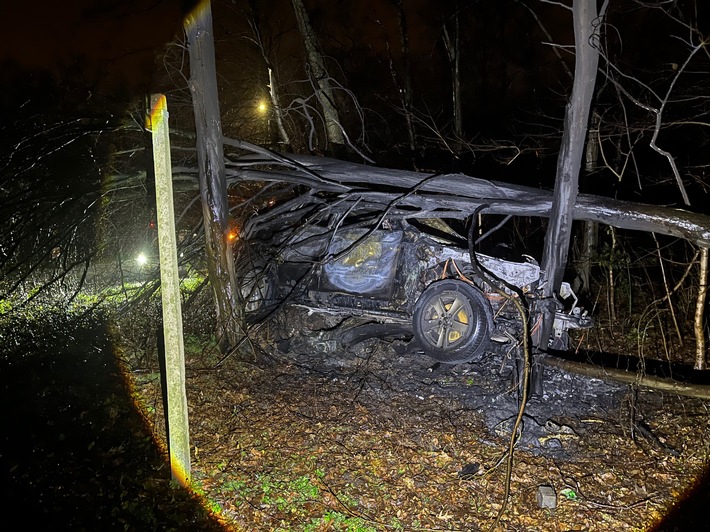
[148,94,190,486]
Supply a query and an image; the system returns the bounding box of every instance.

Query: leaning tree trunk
[291,0,345,149]
[442,3,462,144]
[185,0,242,352]
[539,0,601,350]
[267,66,291,147]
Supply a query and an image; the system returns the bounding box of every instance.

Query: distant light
[257,100,268,114]
[228,231,238,242]
[136,253,148,266]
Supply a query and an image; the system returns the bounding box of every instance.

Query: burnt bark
[442,3,462,142]
[539,0,600,351]
[224,148,710,248]
[185,1,242,352]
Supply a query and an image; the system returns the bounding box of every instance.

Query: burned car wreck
[239,215,592,364]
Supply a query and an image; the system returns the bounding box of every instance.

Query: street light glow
[257,100,268,114]
[136,253,148,266]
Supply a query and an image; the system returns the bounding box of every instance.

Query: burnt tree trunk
[542,356,710,401]
[225,147,710,248]
[539,0,600,352]
[185,1,242,352]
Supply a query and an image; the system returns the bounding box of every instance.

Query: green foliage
[302,511,377,532]
[0,298,12,315]
[211,468,382,531]
[180,274,207,293]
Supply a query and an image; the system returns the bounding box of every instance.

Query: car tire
[413,279,493,363]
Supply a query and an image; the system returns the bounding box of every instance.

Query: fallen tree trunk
[542,355,710,400]
[223,147,710,247]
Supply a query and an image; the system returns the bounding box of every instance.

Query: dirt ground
[129,306,710,531]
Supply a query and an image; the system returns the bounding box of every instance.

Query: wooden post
[147,94,191,486]
[695,247,709,370]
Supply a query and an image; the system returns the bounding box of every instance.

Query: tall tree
[245,0,291,147]
[538,0,603,350]
[291,0,346,150]
[185,0,242,351]
[442,1,463,142]
[394,0,416,156]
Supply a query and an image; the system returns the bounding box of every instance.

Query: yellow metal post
[147,94,191,486]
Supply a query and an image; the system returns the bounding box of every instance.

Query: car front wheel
[413,279,493,363]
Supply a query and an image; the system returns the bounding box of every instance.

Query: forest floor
[126,305,710,531]
[4,303,710,531]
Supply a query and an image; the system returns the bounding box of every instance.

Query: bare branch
[518,0,574,80]
[537,0,572,11]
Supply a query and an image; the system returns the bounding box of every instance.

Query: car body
[240,217,592,363]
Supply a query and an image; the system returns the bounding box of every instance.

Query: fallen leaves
[128,349,710,531]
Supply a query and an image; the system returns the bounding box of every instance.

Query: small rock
[537,485,557,509]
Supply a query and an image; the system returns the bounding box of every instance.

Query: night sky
[0,0,570,119]
[0,0,194,111]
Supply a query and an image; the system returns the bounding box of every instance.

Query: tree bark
[394,0,416,156]
[576,111,601,296]
[226,149,710,249]
[542,356,710,401]
[267,66,291,146]
[185,0,242,352]
[539,0,600,350]
[246,0,291,147]
[291,0,345,148]
[442,4,462,142]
